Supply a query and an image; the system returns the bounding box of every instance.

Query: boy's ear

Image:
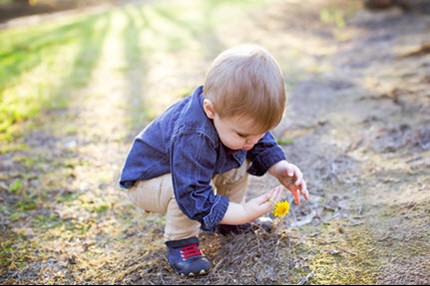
[203,99,216,119]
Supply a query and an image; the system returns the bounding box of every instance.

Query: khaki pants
[126,162,248,241]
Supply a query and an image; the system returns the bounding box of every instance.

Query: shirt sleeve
[170,131,229,232]
[246,131,286,176]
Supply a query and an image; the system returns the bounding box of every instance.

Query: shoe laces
[180,244,202,260]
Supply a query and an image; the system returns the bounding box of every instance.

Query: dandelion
[272,200,290,217]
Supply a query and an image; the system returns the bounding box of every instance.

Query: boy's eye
[237,133,247,138]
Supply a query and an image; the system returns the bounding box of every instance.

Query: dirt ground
[277,6,430,284]
[0,0,429,284]
[249,2,430,284]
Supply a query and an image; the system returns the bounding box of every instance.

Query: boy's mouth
[242,145,253,151]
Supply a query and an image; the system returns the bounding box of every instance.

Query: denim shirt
[119,86,286,232]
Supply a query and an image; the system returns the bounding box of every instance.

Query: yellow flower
[273,200,290,217]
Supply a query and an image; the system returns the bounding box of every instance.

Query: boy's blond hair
[203,44,286,133]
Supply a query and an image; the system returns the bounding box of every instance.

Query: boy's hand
[243,187,282,221]
[268,160,309,206]
[221,187,282,225]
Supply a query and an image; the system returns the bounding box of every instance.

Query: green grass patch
[55,191,76,203]
[277,136,295,145]
[94,204,110,213]
[9,179,22,192]
[0,142,29,155]
[0,234,34,271]
[16,200,36,211]
[34,213,63,230]
[304,222,379,285]
[12,154,40,169]
[0,10,111,141]
[0,0,273,141]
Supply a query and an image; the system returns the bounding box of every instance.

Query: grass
[0,0,388,284]
[0,0,272,141]
[306,223,379,285]
[0,10,109,141]
[0,1,285,283]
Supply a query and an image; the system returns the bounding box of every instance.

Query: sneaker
[165,237,211,276]
[216,217,273,236]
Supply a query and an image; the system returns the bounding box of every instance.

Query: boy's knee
[126,175,173,213]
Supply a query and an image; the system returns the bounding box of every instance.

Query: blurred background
[1,0,429,284]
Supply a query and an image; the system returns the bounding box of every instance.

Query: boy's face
[212,114,265,151]
[203,99,266,151]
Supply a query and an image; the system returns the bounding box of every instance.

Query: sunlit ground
[1,0,429,284]
[0,0,358,142]
[3,1,350,283]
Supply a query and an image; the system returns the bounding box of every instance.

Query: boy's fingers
[284,184,298,205]
[275,188,282,201]
[260,191,278,206]
[272,187,282,202]
[295,170,303,186]
[301,180,309,200]
[260,192,272,203]
[286,165,295,177]
[292,189,301,206]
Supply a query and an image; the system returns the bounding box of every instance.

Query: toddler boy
[119,44,309,276]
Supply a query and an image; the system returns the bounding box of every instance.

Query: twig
[299,270,314,285]
[211,257,227,273]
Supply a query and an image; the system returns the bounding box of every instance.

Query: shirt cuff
[201,195,229,232]
[247,145,286,176]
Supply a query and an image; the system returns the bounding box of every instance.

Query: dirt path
[275,4,430,284]
[1,0,429,284]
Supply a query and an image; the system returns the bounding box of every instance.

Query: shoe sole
[180,269,208,277]
[165,257,210,277]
